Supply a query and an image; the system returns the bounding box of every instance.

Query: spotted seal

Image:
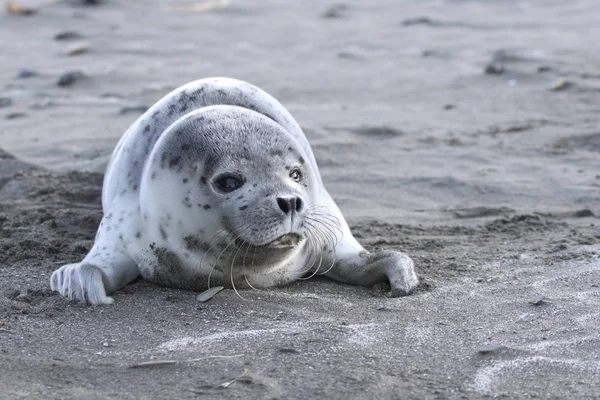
[50,77,418,304]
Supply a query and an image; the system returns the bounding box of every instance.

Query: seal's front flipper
[319,234,419,297]
[50,245,139,305]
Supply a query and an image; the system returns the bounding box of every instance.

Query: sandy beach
[1,0,599,398]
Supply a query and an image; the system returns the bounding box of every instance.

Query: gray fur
[50,77,418,305]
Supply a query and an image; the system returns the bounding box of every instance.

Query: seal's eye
[213,175,244,193]
[289,168,302,182]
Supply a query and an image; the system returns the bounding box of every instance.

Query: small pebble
[478,344,507,354]
[17,68,37,78]
[550,78,572,91]
[6,289,21,299]
[574,209,594,218]
[484,63,505,75]
[529,297,549,306]
[54,31,85,41]
[196,286,224,302]
[6,1,36,15]
[0,98,12,108]
[57,70,85,87]
[66,42,89,56]
[5,112,26,119]
[322,3,348,18]
[402,16,433,26]
[537,65,552,73]
[119,105,150,115]
[337,51,363,60]
[278,348,299,354]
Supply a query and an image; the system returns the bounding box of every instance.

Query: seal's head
[140,105,331,263]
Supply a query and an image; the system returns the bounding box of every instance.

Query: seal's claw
[50,263,114,305]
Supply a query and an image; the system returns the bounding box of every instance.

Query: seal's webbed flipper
[50,214,140,305]
[314,192,419,297]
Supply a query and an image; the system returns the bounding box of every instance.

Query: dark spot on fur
[159,225,168,240]
[106,212,113,219]
[184,235,209,251]
[169,156,181,168]
[133,160,139,166]
[239,205,248,211]
[299,156,305,164]
[149,242,156,250]
[118,218,124,223]
[181,144,190,151]
[132,184,138,191]
[183,178,188,184]
[200,176,207,184]
[203,205,211,210]
[152,110,160,119]
[167,104,176,116]
[271,150,283,157]
[143,125,150,133]
[135,231,141,239]
[151,172,157,180]
[236,195,244,199]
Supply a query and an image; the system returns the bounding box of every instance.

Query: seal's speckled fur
[50,77,418,304]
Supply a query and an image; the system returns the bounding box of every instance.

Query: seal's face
[204,140,315,247]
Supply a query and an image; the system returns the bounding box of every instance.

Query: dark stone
[17,68,37,78]
[478,344,507,354]
[57,70,85,87]
[484,63,505,75]
[54,31,85,41]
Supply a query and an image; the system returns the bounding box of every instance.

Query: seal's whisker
[207,225,252,290]
[229,232,250,300]
[296,220,326,278]
[304,217,338,276]
[242,241,259,291]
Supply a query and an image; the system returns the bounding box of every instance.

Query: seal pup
[50,77,418,304]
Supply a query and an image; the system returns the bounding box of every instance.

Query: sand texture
[1,0,599,398]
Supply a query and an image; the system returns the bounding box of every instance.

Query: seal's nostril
[277,197,290,214]
[295,197,303,212]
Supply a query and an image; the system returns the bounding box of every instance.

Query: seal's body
[50,78,418,304]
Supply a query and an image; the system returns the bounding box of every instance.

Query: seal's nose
[277,196,303,214]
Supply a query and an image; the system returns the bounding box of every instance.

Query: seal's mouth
[267,233,302,248]
[235,233,302,248]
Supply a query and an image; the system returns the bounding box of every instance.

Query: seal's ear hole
[213,174,245,193]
